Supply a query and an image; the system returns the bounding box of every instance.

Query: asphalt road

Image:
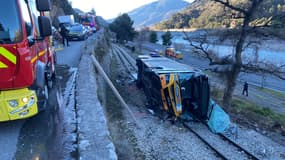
[56,40,83,67]
[0,38,84,160]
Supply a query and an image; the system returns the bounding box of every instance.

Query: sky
[71,0,194,19]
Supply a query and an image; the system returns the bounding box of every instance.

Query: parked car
[67,24,88,40]
[149,51,161,57]
[175,50,183,59]
[84,26,93,36]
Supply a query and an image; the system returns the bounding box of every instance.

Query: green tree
[149,31,158,43]
[161,31,172,46]
[184,0,285,109]
[90,8,96,15]
[109,13,136,43]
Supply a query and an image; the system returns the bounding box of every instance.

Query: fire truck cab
[0,0,55,121]
[79,13,99,32]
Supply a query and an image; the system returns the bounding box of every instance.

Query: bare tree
[184,0,285,109]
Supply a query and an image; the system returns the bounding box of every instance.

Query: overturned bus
[136,55,210,121]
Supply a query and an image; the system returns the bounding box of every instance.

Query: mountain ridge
[127,0,190,28]
[154,0,285,29]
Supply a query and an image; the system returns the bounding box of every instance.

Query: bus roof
[138,55,202,74]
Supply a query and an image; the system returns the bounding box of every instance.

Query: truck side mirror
[36,0,51,11]
[38,16,52,37]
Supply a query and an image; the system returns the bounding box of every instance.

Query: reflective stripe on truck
[0,47,17,68]
[0,47,17,64]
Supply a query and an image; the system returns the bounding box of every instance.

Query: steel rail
[184,122,260,160]
[112,45,134,75]
[114,44,137,71]
[218,133,259,160]
[183,123,228,160]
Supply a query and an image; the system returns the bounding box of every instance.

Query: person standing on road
[242,81,248,96]
[59,24,69,47]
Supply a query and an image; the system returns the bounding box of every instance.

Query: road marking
[55,47,64,51]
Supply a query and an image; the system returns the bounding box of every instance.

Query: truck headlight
[22,97,29,103]
[9,100,19,107]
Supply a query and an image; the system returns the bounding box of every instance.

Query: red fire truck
[79,13,99,32]
[0,0,55,121]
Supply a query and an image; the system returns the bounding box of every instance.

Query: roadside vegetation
[258,88,285,100]
[155,0,285,33]
[211,85,285,144]
[109,13,136,44]
[93,30,111,62]
[231,98,285,140]
[161,31,173,46]
[149,31,158,43]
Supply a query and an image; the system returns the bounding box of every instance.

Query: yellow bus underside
[0,88,38,122]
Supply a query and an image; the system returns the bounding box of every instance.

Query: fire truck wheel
[48,80,52,89]
[36,84,49,112]
[47,68,57,89]
[36,61,46,88]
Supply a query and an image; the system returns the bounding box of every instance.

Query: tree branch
[242,62,285,80]
[242,40,261,52]
[183,31,213,63]
[212,0,248,14]
[183,31,234,66]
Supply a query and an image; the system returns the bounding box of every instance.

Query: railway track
[112,43,260,160]
[183,122,259,160]
[114,44,137,69]
[112,44,137,79]
[112,44,137,69]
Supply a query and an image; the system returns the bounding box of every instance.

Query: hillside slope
[128,0,190,28]
[50,0,74,26]
[155,0,285,29]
